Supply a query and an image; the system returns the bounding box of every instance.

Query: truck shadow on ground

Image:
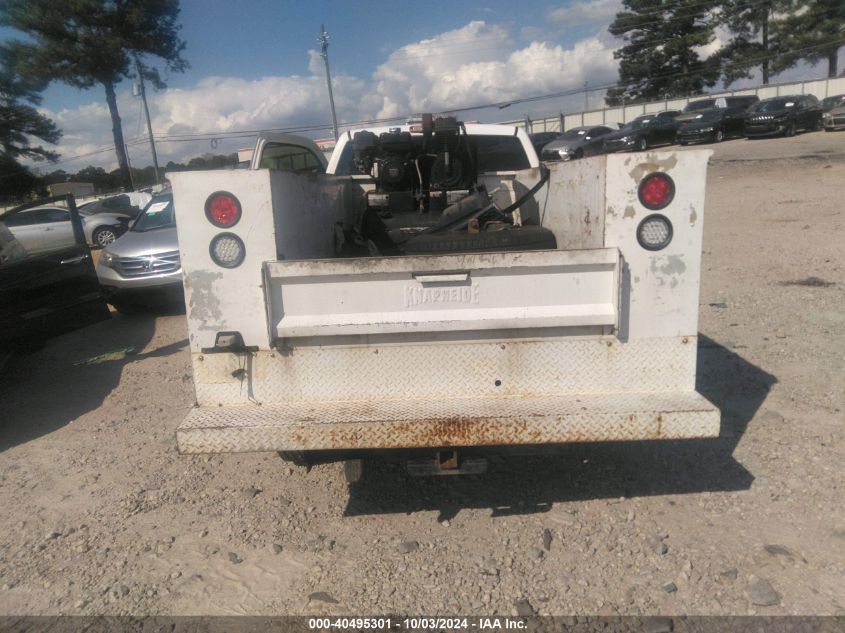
[344,334,776,518]
[0,307,187,453]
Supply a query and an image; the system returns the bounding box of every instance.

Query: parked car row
[3,203,132,253]
[534,93,844,160]
[77,191,151,220]
[0,195,111,352]
[822,94,845,131]
[95,190,182,313]
[0,191,155,256]
[744,95,823,138]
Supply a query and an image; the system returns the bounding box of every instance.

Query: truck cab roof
[327,122,540,174]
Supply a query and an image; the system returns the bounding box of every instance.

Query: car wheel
[573,148,584,159]
[93,226,118,247]
[814,118,823,132]
[714,130,724,143]
[678,141,688,146]
[637,137,648,151]
[785,122,796,137]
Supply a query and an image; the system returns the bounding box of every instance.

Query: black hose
[423,164,550,235]
[494,164,550,217]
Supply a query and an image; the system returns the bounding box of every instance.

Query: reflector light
[205,191,242,227]
[209,233,246,268]
[637,214,673,251]
[638,173,675,210]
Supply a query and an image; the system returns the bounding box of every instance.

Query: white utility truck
[170,115,718,480]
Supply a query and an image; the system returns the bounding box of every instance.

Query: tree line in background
[606,0,845,105]
[0,0,187,202]
[0,153,238,204]
[1,0,844,201]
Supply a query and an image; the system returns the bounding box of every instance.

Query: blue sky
[1,0,836,170]
[26,0,605,112]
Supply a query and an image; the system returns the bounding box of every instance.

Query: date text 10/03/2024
[308,618,529,630]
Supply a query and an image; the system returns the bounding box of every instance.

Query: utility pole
[584,81,589,112]
[134,56,161,185]
[318,24,339,141]
[124,142,135,191]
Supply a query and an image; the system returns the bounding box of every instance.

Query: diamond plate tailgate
[177,391,719,453]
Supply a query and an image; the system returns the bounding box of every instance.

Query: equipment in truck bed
[168,121,719,473]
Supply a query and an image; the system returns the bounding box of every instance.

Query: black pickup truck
[0,195,109,354]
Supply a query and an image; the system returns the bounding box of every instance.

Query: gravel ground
[1,130,843,617]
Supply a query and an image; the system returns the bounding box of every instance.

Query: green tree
[605,0,719,106]
[0,0,188,191]
[773,0,845,78]
[75,165,119,192]
[42,169,70,185]
[717,0,793,85]
[0,46,60,199]
[0,153,44,200]
[129,165,159,188]
[185,153,238,171]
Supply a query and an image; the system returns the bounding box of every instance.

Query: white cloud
[30,17,830,174]
[33,20,621,172]
[694,24,731,60]
[368,21,617,119]
[307,49,324,75]
[548,0,622,32]
[371,21,513,118]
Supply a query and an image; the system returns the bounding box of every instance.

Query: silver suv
[95,192,181,312]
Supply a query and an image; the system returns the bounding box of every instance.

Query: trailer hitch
[406,450,487,476]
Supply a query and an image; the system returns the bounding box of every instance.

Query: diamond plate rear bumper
[176,391,720,453]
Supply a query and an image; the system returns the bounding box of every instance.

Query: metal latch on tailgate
[200,331,259,354]
[412,272,470,283]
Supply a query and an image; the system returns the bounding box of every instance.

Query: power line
[445,36,845,113]
[141,34,845,146]
[6,31,842,182]
[351,0,793,68]
[44,32,842,159]
[332,0,780,67]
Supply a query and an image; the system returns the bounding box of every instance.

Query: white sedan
[3,205,131,253]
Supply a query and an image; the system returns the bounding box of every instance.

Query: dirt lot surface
[1,131,844,617]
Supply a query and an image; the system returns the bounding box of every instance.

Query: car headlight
[100,251,116,268]
[700,127,714,132]
[557,148,569,157]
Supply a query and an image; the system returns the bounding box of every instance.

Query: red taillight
[638,173,675,210]
[205,191,242,227]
